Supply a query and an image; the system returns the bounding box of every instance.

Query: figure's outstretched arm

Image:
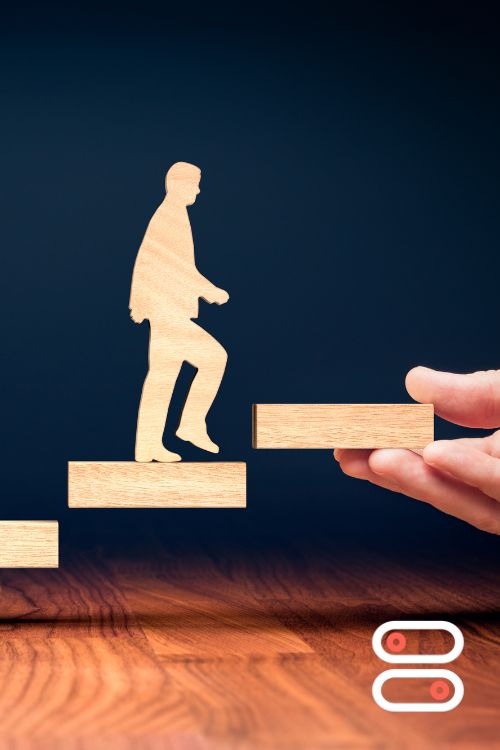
[196,270,229,305]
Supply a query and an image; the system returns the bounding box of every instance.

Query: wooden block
[0,521,59,568]
[253,404,434,449]
[68,462,246,508]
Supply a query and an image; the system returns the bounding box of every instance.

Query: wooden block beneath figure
[68,462,246,508]
[0,521,59,568]
[252,404,434,449]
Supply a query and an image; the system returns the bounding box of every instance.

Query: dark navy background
[1,2,499,561]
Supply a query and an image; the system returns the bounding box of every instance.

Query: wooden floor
[0,530,499,749]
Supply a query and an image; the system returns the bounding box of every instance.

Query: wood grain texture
[253,403,434,449]
[0,521,58,568]
[68,461,246,508]
[0,538,498,749]
[130,162,230,463]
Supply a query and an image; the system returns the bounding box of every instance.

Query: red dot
[386,631,407,653]
[430,680,450,701]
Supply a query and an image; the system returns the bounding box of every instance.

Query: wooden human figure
[129,162,229,462]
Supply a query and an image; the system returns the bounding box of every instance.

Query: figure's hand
[334,367,500,534]
[208,287,229,305]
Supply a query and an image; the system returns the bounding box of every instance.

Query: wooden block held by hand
[0,521,59,568]
[68,462,246,508]
[253,404,434,449]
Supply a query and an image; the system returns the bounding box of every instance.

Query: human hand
[334,367,500,534]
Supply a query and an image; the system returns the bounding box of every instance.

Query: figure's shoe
[176,426,220,454]
[135,445,182,462]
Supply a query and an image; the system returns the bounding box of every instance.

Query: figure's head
[165,162,201,205]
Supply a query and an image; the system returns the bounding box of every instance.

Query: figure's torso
[132,200,200,322]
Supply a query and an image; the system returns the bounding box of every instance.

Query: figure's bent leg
[176,323,228,453]
[135,324,183,462]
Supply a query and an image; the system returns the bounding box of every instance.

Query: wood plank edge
[252,404,258,449]
[68,502,246,509]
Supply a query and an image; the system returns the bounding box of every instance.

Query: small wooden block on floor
[68,462,246,508]
[253,404,434,449]
[0,521,59,568]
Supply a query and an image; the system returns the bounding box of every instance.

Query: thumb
[406,366,500,429]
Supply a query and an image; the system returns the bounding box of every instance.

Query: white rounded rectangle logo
[372,668,464,712]
[372,620,464,664]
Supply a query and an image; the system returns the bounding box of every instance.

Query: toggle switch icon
[371,620,464,712]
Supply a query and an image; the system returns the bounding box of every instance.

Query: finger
[406,366,500,429]
[334,449,403,493]
[368,449,500,533]
[423,441,500,502]
[334,440,490,468]
[452,436,490,450]
[334,448,373,468]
